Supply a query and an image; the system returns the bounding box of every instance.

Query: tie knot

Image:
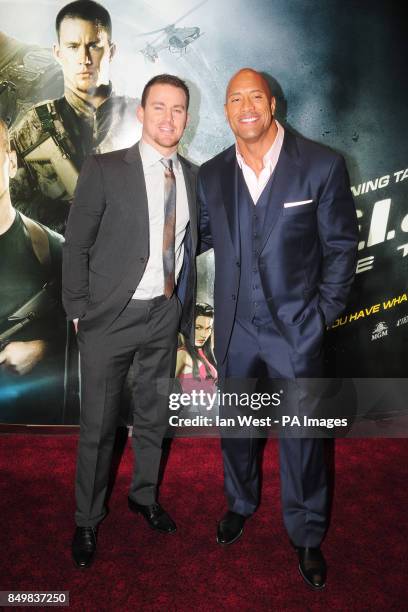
[161,158,173,172]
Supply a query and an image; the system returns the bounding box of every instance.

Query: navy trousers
[220,318,328,548]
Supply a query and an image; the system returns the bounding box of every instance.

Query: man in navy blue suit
[198,68,358,589]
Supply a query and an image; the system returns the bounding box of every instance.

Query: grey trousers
[75,294,180,527]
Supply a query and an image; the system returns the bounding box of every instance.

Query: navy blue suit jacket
[198,129,359,371]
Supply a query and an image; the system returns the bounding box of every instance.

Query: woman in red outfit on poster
[175,303,218,426]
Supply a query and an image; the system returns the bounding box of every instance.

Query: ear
[185,112,190,127]
[270,96,276,116]
[53,43,61,64]
[8,150,17,179]
[109,42,116,62]
[224,103,228,120]
[136,105,144,124]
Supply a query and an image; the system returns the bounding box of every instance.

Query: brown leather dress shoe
[297,546,327,590]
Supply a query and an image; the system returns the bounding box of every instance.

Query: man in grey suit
[62,74,198,568]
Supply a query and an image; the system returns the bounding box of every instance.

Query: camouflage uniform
[10,84,139,233]
[0,32,63,127]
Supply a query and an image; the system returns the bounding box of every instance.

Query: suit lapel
[220,146,240,258]
[259,130,300,253]
[122,142,149,238]
[179,156,197,250]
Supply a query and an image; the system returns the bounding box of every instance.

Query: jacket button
[231,294,236,301]
[140,257,146,263]
[236,261,240,267]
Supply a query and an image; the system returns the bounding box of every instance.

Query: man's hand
[0,340,48,375]
[73,318,79,334]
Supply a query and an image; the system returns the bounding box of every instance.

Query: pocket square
[283,199,313,208]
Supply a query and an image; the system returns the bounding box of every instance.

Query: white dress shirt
[236,120,285,204]
[132,140,190,299]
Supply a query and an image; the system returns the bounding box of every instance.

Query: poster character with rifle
[0,119,66,424]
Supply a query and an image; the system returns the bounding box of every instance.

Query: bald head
[224,67,276,147]
[226,68,272,103]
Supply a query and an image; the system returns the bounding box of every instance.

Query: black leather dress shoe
[72,526,97,568]
[297,546,327,590]
[128,498,176,533]
[216,511,246,545]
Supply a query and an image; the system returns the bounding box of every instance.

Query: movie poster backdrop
[0,0,407,426]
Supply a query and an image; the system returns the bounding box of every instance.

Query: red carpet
[1,434,407,611]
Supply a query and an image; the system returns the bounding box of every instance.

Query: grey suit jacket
[62,141,198,336]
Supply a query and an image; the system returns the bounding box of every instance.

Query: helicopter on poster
[138,0,207,62]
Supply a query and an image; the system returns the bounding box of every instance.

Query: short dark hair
[56,0,112,40]
[141,74,190,110]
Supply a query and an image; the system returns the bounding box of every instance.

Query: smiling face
[194,315,213,347]
[137,83,189,156]
[53,17,114,95]
[225,69,276,146]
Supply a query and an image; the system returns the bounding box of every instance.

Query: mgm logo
[371,321,388,341]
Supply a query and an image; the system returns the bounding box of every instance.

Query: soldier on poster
[10,0,139,234]
[3,1,141,424]
[0,119,66,425]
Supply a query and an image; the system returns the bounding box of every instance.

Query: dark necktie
[161,158,176,298]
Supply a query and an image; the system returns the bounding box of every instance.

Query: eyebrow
[150,102,186,109]
[63,39,101,45]
[228,88,265,97]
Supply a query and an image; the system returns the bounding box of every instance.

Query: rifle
[0,281,59,352]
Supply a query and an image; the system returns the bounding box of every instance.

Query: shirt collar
[235,119,284,170]
[139,139,180,171]
[64,83,113,119]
